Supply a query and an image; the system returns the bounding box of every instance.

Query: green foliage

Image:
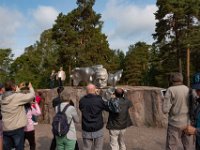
[153,0,200,86]
[123,42,150,85]
[52,0,117,72]
[8,0,121,88]
[10,29,59,88]
[0,49,13,83]
[6,0,200,88]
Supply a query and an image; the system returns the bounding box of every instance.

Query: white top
[55,102,79,140]
[57,70,66,81]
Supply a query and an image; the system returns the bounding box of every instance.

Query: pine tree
[124,42,150,85]
[10,29,59,88]
[52,0,117,73]
[0,49,13,83]
[153,0,200,85]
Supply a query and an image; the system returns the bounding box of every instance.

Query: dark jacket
[106,97,133,130]
[79,94,108,132]
[193,99,200,149]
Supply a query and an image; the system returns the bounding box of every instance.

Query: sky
[0,0,157,57]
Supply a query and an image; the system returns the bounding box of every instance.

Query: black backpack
[52,104,72,136]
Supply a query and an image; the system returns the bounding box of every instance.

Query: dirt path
[31,124,194,150]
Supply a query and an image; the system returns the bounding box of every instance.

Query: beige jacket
[1,87,35,131]
[163,85,190,128]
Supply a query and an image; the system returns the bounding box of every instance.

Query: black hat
[192,73,200,89]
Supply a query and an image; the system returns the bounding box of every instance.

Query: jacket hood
[2,91,15,104]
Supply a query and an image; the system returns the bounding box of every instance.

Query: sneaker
[33,122,38,125]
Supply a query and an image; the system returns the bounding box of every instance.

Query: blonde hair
[60,92,71,102]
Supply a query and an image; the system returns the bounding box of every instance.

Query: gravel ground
[27,124,195,150]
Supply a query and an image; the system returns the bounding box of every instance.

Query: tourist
[106,88,132,150]
[57,67,66,87]
[50,86,64,150]
[24,100,41,150]
[1,81,35,150]
[79,84,109,150]
[50,70,57,89]
[0,83,4,150]
[32,91,43,125]
[52,86,64,108]
[162,72,192,150]
[184,73,200,150]
[55,92,79,150]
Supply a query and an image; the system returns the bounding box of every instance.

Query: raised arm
[15,83,35,105]
[31,102,41,116]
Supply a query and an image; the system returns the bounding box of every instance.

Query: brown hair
[169,72,183,84]
[4,80,15,91]
[60,93,71,102]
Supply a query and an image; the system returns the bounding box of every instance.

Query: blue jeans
[3,127,25,150]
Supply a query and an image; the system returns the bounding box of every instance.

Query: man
[162,72,192,150]
[1,81,35,150]
[106,88,132,150]
[0,83,4,150]
[79,84,108,150]
[184,73,200,149]
[52,86,64,108]
[50,70,57,89]
[57,67,66,87]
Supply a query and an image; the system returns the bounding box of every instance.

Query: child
[24,101,41,150]
[32,91,43,125]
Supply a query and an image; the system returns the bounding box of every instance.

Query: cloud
[26,5,59,41]
[0,5,59,57]
[32,6,59,31]
[0,6,24,48]
[102,0,157,51]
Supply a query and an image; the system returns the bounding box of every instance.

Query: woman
[24,101,41,150]
[55,93,79,150]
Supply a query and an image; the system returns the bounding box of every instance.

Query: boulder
[37,86,167,128]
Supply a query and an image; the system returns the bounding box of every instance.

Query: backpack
[52,104,72,136]
[107,98,121,113]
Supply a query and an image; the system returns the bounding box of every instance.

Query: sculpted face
[93,68,108,88]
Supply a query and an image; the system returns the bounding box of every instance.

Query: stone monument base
[37,86,167,128]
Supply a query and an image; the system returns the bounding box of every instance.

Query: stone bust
[93,67,108,88]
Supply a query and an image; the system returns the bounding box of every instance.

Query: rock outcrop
[37,86,167,128]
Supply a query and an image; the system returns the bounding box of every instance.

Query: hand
[111,94,116,98]
[184,125,197,135]
[95,89,100,95]
[28,82,32,88]
[15,86,20,92]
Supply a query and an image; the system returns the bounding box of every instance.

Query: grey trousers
[83,136,104,150]
[166,125,193,150]
[109,129,126,150]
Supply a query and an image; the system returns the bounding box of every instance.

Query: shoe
[33,122,38,125]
